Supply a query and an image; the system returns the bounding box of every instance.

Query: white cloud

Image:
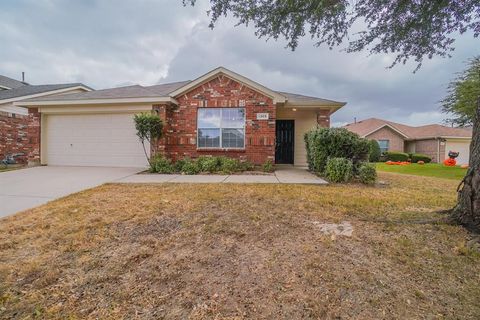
[0,0,477,127]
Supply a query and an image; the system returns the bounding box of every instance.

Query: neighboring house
[16,67,345,167]
[344,118,472,165]
[0,74,91,163]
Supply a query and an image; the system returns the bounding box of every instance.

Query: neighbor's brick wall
[154,75,276,164]
[366,127,405,152]
[414,139,442,163]
[0,111,32,164]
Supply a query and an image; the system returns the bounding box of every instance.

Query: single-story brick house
[0,74,91,163]
[16,67,345,167]
[344,118,472,164]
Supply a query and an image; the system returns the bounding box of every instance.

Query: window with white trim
[378,140,389,153]
[197,108,245,148]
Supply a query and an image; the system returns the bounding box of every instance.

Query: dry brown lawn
[0,173,479,319]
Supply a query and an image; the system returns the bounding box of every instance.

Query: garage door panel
[445,141,470,165]
[46,113,149,167]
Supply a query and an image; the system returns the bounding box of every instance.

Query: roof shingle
[27,81,192,102]
[344,118,472,139]
[278,91,345,106]
[0,75,28,90]
[0,83,88,101]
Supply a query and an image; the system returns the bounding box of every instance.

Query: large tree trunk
[450,100,480,230]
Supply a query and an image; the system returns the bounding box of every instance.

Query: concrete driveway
[0,166,142,218]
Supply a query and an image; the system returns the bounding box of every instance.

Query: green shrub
[180,158,200,175]
[369,140,381,162]
[410,153,432,163]
[358,162,377,185]
[384,151,409,162]
[262,159,274,173]
[218,156,240,174]
[150,155,174,173]
[324,157,353,183]
[197,156,220,172]
[239,161,255,171]
[173,158,185,172]
[304,127,370,174]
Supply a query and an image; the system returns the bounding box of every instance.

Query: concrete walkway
[117,166,327,185]
[0,166,142,218]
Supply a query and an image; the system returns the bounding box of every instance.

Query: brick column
[152,104,169,156]
[27,108,41,166]
[317,109,330,128]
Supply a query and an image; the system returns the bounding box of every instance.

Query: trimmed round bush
[304,128,370,174]
[358,162,377,185]
[369,140,381,162]
[384,151,409,162]
[181,158,200,175]
[197,156,220,172]
[325,157,353,183]
[410,153,432,163]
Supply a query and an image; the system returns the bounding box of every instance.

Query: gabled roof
[17,82,183,106]
[169,67,287,104]
[0,75,28,90]
[344,118,472,140]
[145,81,191,96]
[28,81,192,102]
[16,67,346,109]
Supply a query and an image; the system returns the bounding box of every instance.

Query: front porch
[275,105,333,166]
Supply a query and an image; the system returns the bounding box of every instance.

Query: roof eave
[3,85,92,105]
[406,136,472,141]
[15,96,178,107]
[284,101,346,107]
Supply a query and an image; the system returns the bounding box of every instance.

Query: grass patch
[376,162,467,180]
[0,165,25,173]
[0,173,479,319]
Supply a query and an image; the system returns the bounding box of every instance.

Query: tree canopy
[442,56,480,127]
[184,0,480,70]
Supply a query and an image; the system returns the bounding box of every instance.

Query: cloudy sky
[0,0,478,126]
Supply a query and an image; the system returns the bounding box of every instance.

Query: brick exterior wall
[0,111,32,164]
[26,108,41,165]
[155,75,276,164]
[414,139,442,163]
[366,127,405,152]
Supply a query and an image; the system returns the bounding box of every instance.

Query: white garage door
[445,140,470,165]
[45,113,149,167]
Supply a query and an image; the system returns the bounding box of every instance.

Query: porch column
[316,109,330,128]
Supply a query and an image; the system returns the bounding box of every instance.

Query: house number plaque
[256,113,269,120]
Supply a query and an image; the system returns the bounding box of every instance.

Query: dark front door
[275,120,294,164]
